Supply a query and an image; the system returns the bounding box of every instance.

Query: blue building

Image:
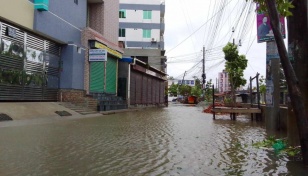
[0,0,123,106]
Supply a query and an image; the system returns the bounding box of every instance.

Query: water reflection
[0,104,307,175]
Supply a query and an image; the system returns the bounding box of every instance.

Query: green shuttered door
[90,57,117,93]
[90,62,105,92]
[106,57,117,93]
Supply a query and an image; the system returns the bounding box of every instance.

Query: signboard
[94,42,122,58]
[256,4,286,43]
[89,49,107,62]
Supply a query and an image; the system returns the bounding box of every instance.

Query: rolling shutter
[90,62,105,92]
[130,71,136,105]
[106,57,117,93]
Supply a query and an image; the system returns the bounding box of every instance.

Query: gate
[0,22,60,101]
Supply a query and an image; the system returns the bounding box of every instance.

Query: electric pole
[202,46,206,88]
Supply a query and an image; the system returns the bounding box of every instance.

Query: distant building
[119,0,166,72]
[218,70,231,93]
[167,79,195,87]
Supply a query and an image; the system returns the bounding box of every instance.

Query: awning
[120,57,133,63]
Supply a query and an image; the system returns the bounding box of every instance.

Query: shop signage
[94,42,122,58]
[6,27,17,38]
[89,49,107,62]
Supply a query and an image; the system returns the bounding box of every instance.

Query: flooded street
[0,104,307,175]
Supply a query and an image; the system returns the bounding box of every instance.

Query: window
[143,29,151,38]
[119,28,125,37]
[119,9,126,18]
[143,10,152,19]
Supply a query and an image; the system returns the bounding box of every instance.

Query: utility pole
[181,71,187,85]
[202,46,206,88]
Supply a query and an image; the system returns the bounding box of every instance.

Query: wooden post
[256,73,261,121]
[250,76,253,121]
[212,84,215,120]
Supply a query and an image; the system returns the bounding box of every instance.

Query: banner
[256,3,286,43]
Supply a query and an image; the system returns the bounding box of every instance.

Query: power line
[166,0,236,54]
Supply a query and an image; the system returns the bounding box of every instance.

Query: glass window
[143,29,151,38]
[119,28,125,37]
[143,10,152,19]
[119,9,126,18]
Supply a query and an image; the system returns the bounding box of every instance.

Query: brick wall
[103,0,119,44]
[58,89,85,102]
[88,0,119,44]
[89,3,104,35]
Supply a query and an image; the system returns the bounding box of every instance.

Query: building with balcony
[218,70,231,93]
[119,0,166,72]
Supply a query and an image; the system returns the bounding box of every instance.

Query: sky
[164,0,283,88]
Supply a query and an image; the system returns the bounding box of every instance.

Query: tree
[168,83,178,97]
[204,79,213,102]
[178,84,191,97]
[254,0,308,165]
[223,43,248,104]
[191,78,202,97]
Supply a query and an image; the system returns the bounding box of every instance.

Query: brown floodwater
[0,103,307,175]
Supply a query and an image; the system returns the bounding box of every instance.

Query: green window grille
[90,62,105,92]
[143,29,151,38]
[105,57,117,93]
[119,28,126,37]
[143,10,152,19]
[119,9,126,18]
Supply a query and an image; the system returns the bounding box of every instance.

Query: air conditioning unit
[151,38,157,42]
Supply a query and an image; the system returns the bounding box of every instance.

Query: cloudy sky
[164,0,280,87]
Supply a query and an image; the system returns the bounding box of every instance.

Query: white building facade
[119,0,166,72]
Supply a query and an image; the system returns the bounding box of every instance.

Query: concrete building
[119,0,166,72]
[117,0,167,107]
[218,70,231,93]
[0,0,62,101]
[0,0,124,108]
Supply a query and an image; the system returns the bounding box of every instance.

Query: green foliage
[223,43,248,90]
[259,75,266,94]
[168,83,178,97]
[191,86,202,97]
[253,0,294,17]
[0,68,45,87]
[222,43,239,62]
[178,84,191,96]
[191,78,202,98]
[252,136,301,157]
[204,79,213,102]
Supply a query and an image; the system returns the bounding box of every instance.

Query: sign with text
[89,49,107,62]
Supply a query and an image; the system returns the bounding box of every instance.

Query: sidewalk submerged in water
[0,102,142,121]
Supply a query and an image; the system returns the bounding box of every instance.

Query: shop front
[88,40,122,95]
[0,21,61,101]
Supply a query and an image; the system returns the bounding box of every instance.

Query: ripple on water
[0,104,307,175]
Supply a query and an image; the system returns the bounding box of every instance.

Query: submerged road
[0,103,306,175]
